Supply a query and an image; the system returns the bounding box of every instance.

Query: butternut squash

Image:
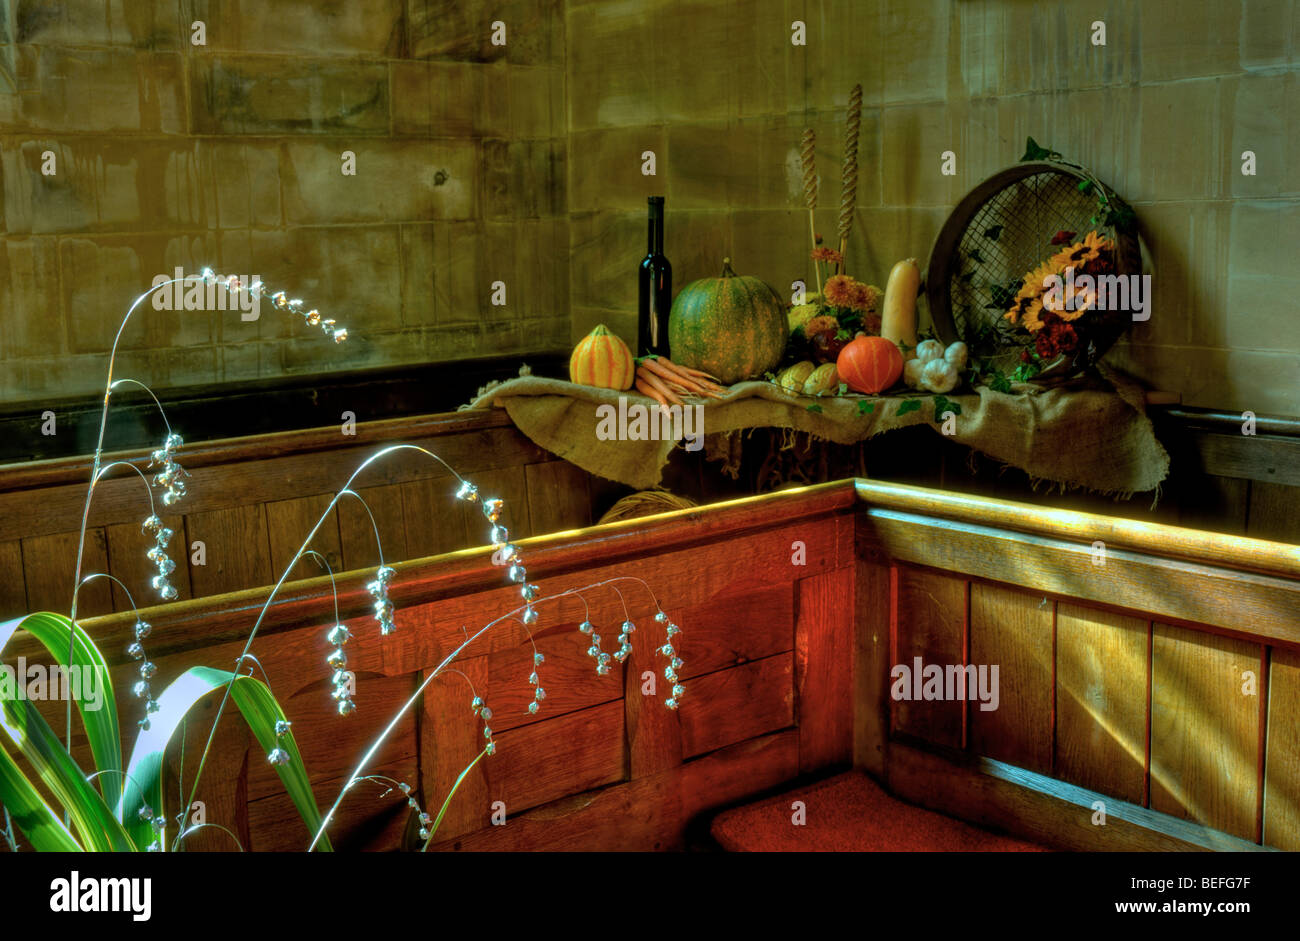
[880,258,921,352]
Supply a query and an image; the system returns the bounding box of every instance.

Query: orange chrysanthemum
[848,282,881,312]
[811,247,844,265]
[823,274,855,308]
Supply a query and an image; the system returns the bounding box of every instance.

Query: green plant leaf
[2,613,123,811]
[983,367,1013,394]
[1077,179,1094,194]
[837,382,848,395]
[857,400,875,416]
[933,395,962,418]
[983,225,1003,241]
[0,739,83,851]
[0,689,135,851]
[421,747,488,851]
[896,399,922,416]
[1021,136,1053,161]
[118,666,333,852]
[805,404,823,414]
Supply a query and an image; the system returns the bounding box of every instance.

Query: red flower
[1051,230,1077,245]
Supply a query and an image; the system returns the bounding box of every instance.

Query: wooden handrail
[854,479,1300,579]
[0,409,511,492]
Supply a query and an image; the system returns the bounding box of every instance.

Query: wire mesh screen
[947,168,1113,366]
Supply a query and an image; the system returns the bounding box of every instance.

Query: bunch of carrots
[634,356,726,406]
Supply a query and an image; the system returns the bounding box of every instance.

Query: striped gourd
[667,258,787,385]
[570,324,635,390]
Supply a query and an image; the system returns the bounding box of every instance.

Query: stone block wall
[0,0,569,405]
[2,1,1296,418]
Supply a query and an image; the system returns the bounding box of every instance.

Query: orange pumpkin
[837,335,903,395]
[570,324,635,390]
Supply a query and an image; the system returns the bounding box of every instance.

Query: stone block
[190,56,389,135]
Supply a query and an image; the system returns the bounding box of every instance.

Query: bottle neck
[647,202,664,254]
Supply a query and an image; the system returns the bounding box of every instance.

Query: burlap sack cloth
[469,367,1169,496]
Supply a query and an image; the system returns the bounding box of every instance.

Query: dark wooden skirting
[0,354,570,465]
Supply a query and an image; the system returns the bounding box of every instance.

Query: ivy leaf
[984,367,1013,394]
[896,399,922,417]
[835,328,852,341]
[933,395,962,418]
[806,403,823,414]
[1103,204,1138,233]
[857,400,875,416]
[983,224,1003,241]
[988,282,1020,310]
[1077,179,1094,195]
[968,248,985,264]
[1021,136,1053,161]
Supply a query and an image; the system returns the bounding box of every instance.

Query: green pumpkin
[667,258,787,385]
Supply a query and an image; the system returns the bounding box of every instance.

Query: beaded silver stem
[70,573,159,730]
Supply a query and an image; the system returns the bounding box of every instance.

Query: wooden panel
[485,700,625,816]
[1150,624,1261,841]
[401,476,475,560]
[338,483,408,574]
[853,557,892,777]
[1248,481,1300,545]
[675,582,793,680]
[1193,431,1300,488]
[378,516,839,678]
[891,566,965,747]
[680,654,794,759]
[1055,603,1149,805]
[421,655,491,842]
[481,626,623,734]
[0,425,548,543]
[0,540,27,620]
[887,741,1269,853]
[458,465,532,545]
[264,494,343,583]
[185,505,273,597]
[968,582,1053,775]
[525,460,592,536]
[795,567,854,772]
[247,761,417,852]
[22,529,112,617]
[105,513,190,611]
[1264,647,1300,850]
[430,730,800,852]
[861,509,1300,645]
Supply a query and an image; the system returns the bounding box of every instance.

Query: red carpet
[711,771,1048,852]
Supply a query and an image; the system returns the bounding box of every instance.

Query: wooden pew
[854,480,1300,851]
[5,477,1298,851]
[0,410,609,622]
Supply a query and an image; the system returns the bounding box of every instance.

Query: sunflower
[1005,293,1046,332]
[1050,230,1111,272]
[1058,280,1098,321]
[1017,257,1066,300]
